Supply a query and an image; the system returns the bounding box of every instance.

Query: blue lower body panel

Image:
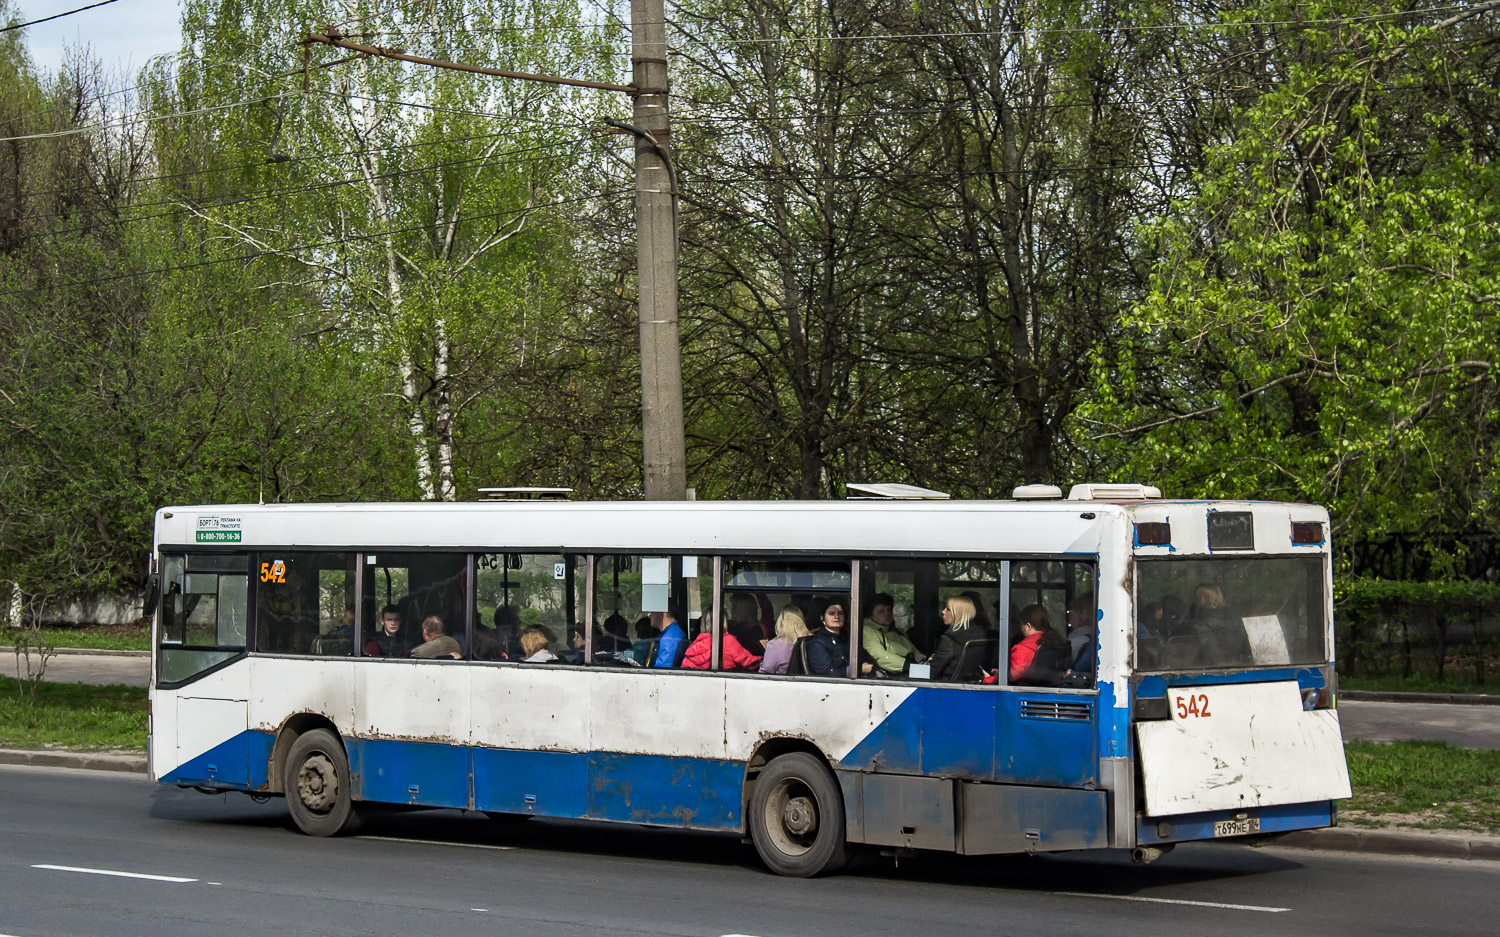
[1137,800,1335,845]
[471,746,742,830]
[472,747,588,818]
[586,752,742,829]
[347,738,470,808]
[161,729,274,791]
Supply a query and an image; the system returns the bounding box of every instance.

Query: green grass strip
[20,628,151,652]
[0,676,147,751]
[1340,673,1499,695]
[1344,740,1500,833]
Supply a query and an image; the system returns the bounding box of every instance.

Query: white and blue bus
[147,484,1351,875]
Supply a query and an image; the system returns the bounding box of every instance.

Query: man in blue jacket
[651,606,687,668]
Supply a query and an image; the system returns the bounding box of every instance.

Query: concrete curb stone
[0,747,145,773]
[1277,827,1500,860]
[0,645,149,658]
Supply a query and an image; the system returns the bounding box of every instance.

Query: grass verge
[1340,673,1498,695]
[16,624,150,652]
[1343,740,1500,834]
[0,676,147,751]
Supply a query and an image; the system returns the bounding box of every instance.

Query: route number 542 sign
[1173,691,1212,719]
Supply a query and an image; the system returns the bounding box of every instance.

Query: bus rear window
[1135,557,1327,671]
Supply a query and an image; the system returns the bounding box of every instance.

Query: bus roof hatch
[846,483,951,500]
[477,487,574,501]
[1067,483,1162,501]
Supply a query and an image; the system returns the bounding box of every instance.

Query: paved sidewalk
[3,646,149,687]
[1339,700,1500,750]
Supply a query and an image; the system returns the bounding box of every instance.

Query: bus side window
[473,553,584,662]
[593,555,707,668]
[255,552,357,657]
[359,552,467,659]
[1008,560,1096,688]
[722,559,852,677]
[157,552,249,685]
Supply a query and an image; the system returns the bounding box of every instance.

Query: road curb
[1341,690,1500,706]
[1276,827,1500,860]
[0,645,150,658]
[0,748,146,774]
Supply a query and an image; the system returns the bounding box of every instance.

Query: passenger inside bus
[726,593,768,652]
[519,627,558,662]
[927,595,988,681]
[364,604,410,657]
[759,606,810,674]
[806,598,871,676]
[1009,604,1070,685]
[1065,592,1097,682]
[624,617,659,665]
[410,615,462,659]
[682,627,762,671]
[861,593,925,676]
[651,607,688,668]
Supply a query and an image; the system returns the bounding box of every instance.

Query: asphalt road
[1,765,1496,937]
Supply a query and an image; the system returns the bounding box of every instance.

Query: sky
[19,0,182,78]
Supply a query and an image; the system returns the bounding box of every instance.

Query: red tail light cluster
[1291,521,1324,544]
[1136,522,1171,546]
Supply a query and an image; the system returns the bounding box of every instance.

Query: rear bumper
[1136,800,1335,845]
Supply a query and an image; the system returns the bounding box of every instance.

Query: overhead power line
[13,135,594,244]
[0,0,120,34]
[0,187,624,299]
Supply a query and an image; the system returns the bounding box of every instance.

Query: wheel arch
[743,736,840,827]
[268,713,343,794]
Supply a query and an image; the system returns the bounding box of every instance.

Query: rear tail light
[1291,521,1324,544]
[1136,522,1171,546]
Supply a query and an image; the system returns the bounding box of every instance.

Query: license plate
[1213,818,1260,837]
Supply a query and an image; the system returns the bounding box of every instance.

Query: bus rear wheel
[284,728,362,837]
[749,752,848,877]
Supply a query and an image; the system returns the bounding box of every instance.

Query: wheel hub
[297,753,337,813]
[782,795,817,837]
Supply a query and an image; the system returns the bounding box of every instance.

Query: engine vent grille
[1020,700,1092,722]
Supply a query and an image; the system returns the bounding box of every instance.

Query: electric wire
[0,187,626,299]
[11,135,596,245]
[0,0,120,34]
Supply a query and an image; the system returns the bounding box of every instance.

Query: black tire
[284,728,362,837]
[748,752,848,877]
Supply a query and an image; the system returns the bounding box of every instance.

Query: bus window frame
[154,549,254,690]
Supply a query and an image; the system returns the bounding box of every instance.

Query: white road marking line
[32,864,197,884]
[360,835,515,851]
[471,908,489,912]
[1056,891,1289,913]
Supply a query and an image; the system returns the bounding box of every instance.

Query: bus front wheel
[284,728,362,837]
[749,753,848,877]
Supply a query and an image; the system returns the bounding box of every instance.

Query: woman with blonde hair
[926,595,989,682]
[758,605,812,674]
[519,627,557,662]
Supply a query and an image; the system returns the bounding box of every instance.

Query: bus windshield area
[1135,556,1327,672]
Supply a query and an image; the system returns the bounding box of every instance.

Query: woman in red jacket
[681,627,763,671]
[1008,604,1071,685]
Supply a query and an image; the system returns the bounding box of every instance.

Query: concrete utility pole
[630,0,688,501]
[304,14,690,501]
